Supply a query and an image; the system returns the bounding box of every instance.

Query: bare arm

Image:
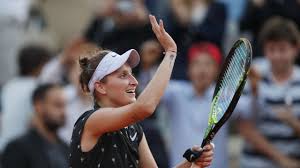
[238,119,282,160]
[275,106,300,139]
[81,15,177,151]
[138,134,158,168]
[285,118,300,138]
[238,119,300,167]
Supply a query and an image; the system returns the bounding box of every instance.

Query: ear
[34,101,43,116]
[94,81,107,95]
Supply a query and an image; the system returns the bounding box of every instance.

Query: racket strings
[203,40,251,140]
[214,43,249,120]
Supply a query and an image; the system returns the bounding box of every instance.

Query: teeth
[126,90,135,93]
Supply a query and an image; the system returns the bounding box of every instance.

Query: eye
[119,70,134,79]
[120,73,128,78]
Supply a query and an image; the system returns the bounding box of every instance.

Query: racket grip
[183,148,203,162]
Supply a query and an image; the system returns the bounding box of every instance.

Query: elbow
[134,100,156,120]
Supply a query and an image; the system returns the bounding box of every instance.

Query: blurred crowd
[0,0,300,168]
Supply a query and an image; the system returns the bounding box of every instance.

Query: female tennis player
[69,15,214,168]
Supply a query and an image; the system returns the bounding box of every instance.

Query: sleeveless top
[69,106,144,168]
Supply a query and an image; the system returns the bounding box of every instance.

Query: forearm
[286,118,300,139]
[239,120,285,161]
[137,51,176,115]
[138,134,158,168]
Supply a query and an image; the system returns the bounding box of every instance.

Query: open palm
[149,15,177,52]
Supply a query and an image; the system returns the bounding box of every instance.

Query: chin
[128,98,136,104]
[119,98,136,106]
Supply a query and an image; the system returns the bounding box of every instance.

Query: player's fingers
[203,143,214,151]
[210,142,215,149]
[149,17,159,34]
[149,15,160,34]
[196,156,213,162]
[201,150,214,158]
[191,145,202,152]
[149,15,158,26]
[159,19,166,33]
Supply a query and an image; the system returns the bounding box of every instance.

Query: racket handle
[183,148,203,162]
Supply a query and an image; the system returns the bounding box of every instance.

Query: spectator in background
[84,0,153,53]
[135,39,169,167]
[136,40,163,93]
[39,37,95,143]
[239,0,300,60]
[237,17,300,168]
[1,83,69,168]
[218,0,246,22]
[39,38,89,84]
[0,0,32,85]
[0,45,52,152]
[166,0,226,80]
[161,42,228,168]
[218,0,247,55]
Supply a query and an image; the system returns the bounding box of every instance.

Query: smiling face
[95,63,138,107]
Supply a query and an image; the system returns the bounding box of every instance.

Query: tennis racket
[183,38,252,162]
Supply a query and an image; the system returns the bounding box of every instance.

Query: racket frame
[201,38,252,146]
[183,38,252,162]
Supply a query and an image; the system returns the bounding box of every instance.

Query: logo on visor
[112,54,118,57]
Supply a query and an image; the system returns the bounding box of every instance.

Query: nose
[129,74,138,86]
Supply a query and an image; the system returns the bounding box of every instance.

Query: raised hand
[149,15,177,53]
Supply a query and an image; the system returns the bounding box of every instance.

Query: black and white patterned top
[69,107,144,168]
[237,66,300,168]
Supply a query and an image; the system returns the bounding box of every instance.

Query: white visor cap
[88,49,140,93]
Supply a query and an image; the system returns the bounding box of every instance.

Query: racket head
[201,38,252,147]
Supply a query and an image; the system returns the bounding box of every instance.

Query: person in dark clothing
[0,45,52,152]
[1,83,69,168]
[166,0,227,80]
[69,15,214,168]
[84,0,154,54]
[237,16,300,168]
[240,0,300,59]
